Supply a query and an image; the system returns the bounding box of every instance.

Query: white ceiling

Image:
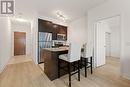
[15,0,108,22]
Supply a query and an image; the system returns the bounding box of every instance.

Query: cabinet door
[52,33,57,40]
[38,19,53,32]
[58,25,67,40]
[52,24,67,40]
[38,19,67,40]
[52,24,58,40]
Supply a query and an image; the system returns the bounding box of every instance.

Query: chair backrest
[68,41,81,62]
[83,43,93,58]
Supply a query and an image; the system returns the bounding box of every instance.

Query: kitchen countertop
[43,47,69,52]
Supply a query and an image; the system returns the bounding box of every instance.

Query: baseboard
[0,69,2,74]
[122,73,130,80]
[0,57,11,74]
[0,63,7,74]
[108,56,120,58]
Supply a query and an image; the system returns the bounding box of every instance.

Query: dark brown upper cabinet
[56,25,67,40]
[52,24,59,40]
[38,19,53,32]
[38,19,67,40]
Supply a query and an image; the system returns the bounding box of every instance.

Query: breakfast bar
[42,47,68,80]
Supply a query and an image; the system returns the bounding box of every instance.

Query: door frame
[12,31,26,56]
[93,15,122,68]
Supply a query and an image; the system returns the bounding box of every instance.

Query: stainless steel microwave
[57,34,66,40]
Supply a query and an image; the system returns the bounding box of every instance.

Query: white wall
[68,16,88,45]
[31,13,38,64]
[88,0,130,79]
[0,17,11,73]
[11,20,31,56]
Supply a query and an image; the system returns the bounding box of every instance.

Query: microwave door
[57,34,65,40]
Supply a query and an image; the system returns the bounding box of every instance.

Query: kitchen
[1,0,130,87]
[38,18,73,80]
[37,18,94,87]
[38,19,68,64]
[37,17,93,87]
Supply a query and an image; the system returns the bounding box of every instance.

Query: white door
[105,32,111,57]
[95,21,106,67]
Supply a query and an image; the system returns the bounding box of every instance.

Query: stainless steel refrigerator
[38,32,52,63]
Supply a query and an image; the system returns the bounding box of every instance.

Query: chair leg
[90,57,93,74]
[80,57,83,68]
[73,62,75,71]
[68,62,71,87]
[78,60,80,81]
[58,59,60,78]
[84,58,87,77]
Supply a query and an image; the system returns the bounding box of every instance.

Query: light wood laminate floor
[0,56,130,87]
[8,55,32,64]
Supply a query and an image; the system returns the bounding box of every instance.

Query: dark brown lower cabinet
[43,49,68,80]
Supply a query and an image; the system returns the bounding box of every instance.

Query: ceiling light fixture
[56,11,68,22]
[15,18,28,22]
[13,12,28,22]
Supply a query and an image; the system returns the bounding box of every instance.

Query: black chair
[81,43,93,77]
